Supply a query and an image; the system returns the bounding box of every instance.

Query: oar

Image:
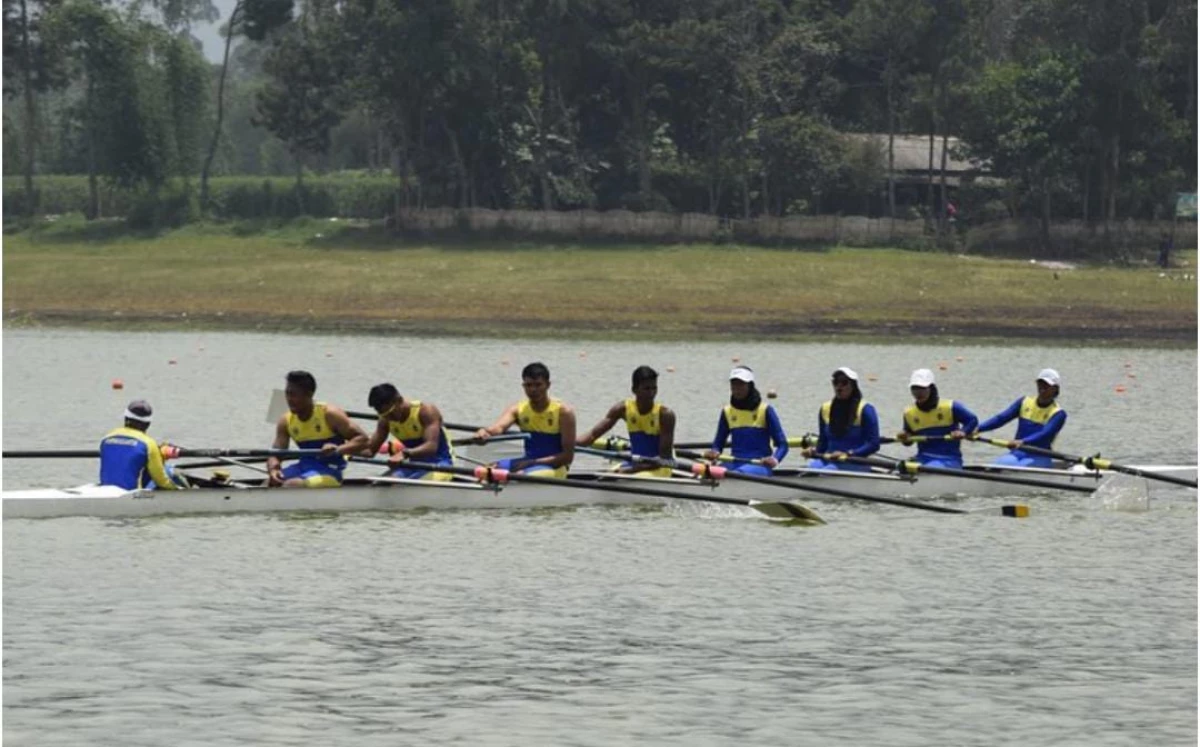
[367,457,825,523]
[266,389,484,432]
[3,450,100,458]
[970,436,1198,489]
[672,434,953,451]
[812,453,1095,493]
[669,449,1027,517]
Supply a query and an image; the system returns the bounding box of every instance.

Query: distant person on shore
[364,383,455,481]
[896,369,978,469]
[475,362,576,478]
[267,370,368,488]
[972,369,1066,468]
[1158,233,1173,269]
[801,367,880,471]
[577,365,677,477]
[703,366,789,476]
[99,399,187,490]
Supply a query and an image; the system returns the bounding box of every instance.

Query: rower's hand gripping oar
[970,436,1198,489]
[361,456,825,523]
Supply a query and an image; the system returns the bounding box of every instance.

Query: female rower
[703,366,789,476]
[801,366,880,471]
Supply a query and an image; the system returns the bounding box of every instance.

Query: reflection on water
[3,330,1197,746]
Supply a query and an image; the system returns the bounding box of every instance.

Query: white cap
[1037,368,1061,387]
[729,366,755,383]
[909,368,936,387]
[124,399,153,423]
[833,367,859,381]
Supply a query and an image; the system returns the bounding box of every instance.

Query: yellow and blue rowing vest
[820,399,867,454]
[723,403,772,460]
[518,399,564,460]
[387,400,453,463]
[1013,396,1063,448]
[625,399,664,459]
[288,403,346,477]
[903,399,966,462]
[99,427,179,490]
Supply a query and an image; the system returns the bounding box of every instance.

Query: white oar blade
[266,388,288,424]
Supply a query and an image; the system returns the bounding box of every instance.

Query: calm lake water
[3,329,1197,745]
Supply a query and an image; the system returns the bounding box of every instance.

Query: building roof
[843,133,988,174]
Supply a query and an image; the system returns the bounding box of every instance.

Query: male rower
[972,368,1067,468]
[474,362,575,477]
[99,399,187,490]
[576,365,676,477]
[896,368,978,469]
[266,370,368,488]
[365,383,455,480]
[801,366,880,471]
[702,366,788,476]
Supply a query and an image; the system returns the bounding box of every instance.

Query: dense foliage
[3,0,1195,228]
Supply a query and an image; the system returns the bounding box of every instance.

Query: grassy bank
[3,217,1196,344]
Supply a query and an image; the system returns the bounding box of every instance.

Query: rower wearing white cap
[972,368,1067,468]
[801,367,880,471]
[897,368,978,469]
[99,399,187,490]
[703,366,789,476]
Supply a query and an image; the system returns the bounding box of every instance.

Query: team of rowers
[98,362,1066,491]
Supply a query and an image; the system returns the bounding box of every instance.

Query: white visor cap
[833,367,859,381]
[909,368,936,388]
[729,366,755,383]
[1037,368,1062,387]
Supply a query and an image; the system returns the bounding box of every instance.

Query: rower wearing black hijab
[801,367,880,471]
[703,366,789,476]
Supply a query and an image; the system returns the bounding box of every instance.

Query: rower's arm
[365,419,391,456]
[1020,409,1067,446]
[266,416,290,480]
[766,405,789,463]
[814,408,829,454]
[953,401,979,435]
[146,440,179,490]
[406,403,445,461]
[657,407,677,461]
[976,398,1021,433]
[576,401,624,447]
[477,404,519,439]
[851,404,881,457]
[326,406,369,456]
[710,411,730,454]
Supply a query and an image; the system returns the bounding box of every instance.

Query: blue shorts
[281,463,342,487]
[388,462,455,481]
[916,456,963,470]
[992,452,1053,469]
[807,459,871,473]
[728,462,772,477]
[496,458,567,479]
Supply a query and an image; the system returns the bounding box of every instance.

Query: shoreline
[6,309,1196,347]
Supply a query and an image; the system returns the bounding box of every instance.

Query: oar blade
[749,500,826,524]
[266,388,288,423]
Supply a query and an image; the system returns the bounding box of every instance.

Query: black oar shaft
[3,450,98,458]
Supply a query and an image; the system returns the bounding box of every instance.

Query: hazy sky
[192,0,239,62]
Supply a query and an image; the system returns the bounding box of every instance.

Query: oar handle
[968,436,1198,489]
[345,410,482,433]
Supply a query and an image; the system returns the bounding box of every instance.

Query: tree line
[3,0,1195,235]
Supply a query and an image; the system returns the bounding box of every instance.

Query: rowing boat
[0,473,824,521]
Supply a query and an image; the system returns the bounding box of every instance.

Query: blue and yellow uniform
[902,399,978,469]
[622,399,673,478]
[497,399,568,478]
[384,400,455,481]
[99,427,180,490]
[711,403,788,476]
[282,403,346,487]
[976,396,1066,468]
[809,399,880,472]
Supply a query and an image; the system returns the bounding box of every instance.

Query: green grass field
[4,217,1196,344]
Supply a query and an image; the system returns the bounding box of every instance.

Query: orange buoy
[731,356,740,363]
[955,356,964,362]
[168,359,177,365]
[325,352,333,358]
[1114,385,1127,393]
[938,362,949,371]
[579,351,587,358]
[766,389,778,399]
[666,366,676,373]
[111,379,124,390]
[866,375,878,382]
[1127,373,1136,379]
[500,359,510,366]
